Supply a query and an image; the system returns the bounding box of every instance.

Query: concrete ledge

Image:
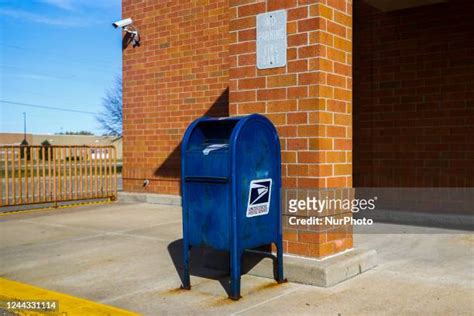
[246,249,377,287]
[204,248,377,287]
[118,192,181,206]
[243,249,377,287]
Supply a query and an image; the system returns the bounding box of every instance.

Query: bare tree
[97,77,122,136]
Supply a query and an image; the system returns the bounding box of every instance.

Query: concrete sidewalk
[0,202,472,315]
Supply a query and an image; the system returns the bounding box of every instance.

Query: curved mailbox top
[182,114,279,155]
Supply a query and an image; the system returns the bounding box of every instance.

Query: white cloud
[8,73,62,81]
[0,8,96,27]
[41,0,76,11]
[41,0,119,11]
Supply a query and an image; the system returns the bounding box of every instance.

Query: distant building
[0,133,122,160]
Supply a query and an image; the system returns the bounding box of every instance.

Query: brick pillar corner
[229,0,353,258]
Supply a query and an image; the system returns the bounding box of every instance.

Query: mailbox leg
[229,250,242,300]
[276,240,287,283]
[181,244,191,290]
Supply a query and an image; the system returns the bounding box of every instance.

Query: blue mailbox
[181,114,285,300]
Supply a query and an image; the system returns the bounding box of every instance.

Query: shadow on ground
[167,239,279,297]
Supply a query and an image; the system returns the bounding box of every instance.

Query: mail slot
[180,114,285,300]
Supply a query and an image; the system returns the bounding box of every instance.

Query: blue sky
[0,0,122,135]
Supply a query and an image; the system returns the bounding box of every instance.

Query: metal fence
[0,145,117,207]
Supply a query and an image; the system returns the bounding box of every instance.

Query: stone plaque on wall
[256,10,287,69]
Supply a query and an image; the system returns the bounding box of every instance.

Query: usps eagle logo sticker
[246,179,272,218]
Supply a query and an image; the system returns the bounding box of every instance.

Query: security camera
[112,17,141,48]
[112,18,133,29]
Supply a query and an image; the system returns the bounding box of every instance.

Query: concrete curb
[246,249,377,287]
[118,192,181,206]
[204,248,377,287]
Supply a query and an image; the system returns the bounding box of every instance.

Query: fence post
[113,147,117,200]
[2,148,7,206]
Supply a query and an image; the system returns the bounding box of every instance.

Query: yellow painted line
[0,277,140,315]
[0,199,114,217]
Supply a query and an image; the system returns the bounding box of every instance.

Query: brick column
[229,0,353,258]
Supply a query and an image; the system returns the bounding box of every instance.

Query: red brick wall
[229,0,353,258]
[122,0,229,194]
[354,0,474,187]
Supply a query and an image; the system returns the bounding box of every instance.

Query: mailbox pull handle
[184,176,228,183]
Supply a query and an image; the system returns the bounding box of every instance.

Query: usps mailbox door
[187,180,230,250]
[236,119,280,249]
